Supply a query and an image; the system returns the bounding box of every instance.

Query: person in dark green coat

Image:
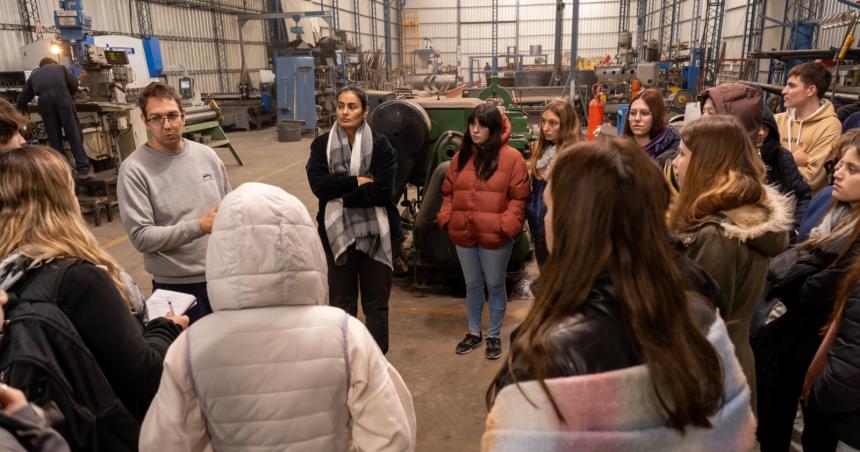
[670,115,793,414]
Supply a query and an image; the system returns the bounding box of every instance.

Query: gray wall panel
[1,0,401,89]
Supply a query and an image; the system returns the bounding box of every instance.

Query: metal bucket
[276,120,303,142]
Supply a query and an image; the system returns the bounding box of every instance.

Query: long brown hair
[0,147,131,305]
[529,99,581,177]
[489,138,724,431]
[805,130,860,261]
[829,251,860,333]
[670,115,767,233]
[0,98,26,145]
[623,88,668,139]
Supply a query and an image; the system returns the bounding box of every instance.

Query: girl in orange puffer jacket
[438,103,530,360]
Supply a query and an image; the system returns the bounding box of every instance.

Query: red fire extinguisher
[587,84,605,141]
[631,79,642,99]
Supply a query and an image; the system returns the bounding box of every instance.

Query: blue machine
[143,37,164,77]
[54,0,90,42]
[617,103,629,136]
[54,0,92,76]
[685,48,704,91]
[786,22,816,79]
[275,56,316,131]
[260,92,273,113]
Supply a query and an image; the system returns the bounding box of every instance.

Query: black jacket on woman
[761,108,812,242]
[490,270,716,392]
[754,236,860,451]
[306,130,403,243]
[13,261,182,421]
[808,283,860,449]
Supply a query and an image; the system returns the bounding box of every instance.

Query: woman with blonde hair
[525,99,580,267]
[0,146,186,449]
[671,115,793,412]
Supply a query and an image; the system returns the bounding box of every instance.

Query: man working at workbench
[17,57,93,179]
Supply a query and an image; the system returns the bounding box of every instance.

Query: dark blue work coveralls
[17,64,91,173]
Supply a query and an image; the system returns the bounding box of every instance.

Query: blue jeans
[455,241,514,337]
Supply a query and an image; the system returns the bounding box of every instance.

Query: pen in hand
[167,299,175,317]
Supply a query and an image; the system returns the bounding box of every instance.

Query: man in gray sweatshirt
[117,82,231,322]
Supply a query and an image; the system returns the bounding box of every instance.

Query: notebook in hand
[145,289,196,319]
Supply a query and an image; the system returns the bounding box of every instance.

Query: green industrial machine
[368,85,535,286]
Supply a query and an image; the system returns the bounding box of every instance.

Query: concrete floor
[88,128,535,452]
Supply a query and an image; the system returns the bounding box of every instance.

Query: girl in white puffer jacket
[140,182,416,452]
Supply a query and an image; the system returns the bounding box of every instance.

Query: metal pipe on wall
[562,0,579,97]
[383,0,392,70]
[551,0,564,85]
[570,0,579,69]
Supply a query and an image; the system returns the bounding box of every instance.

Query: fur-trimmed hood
[712,185,794,257]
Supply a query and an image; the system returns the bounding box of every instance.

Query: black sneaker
[485,337,502,360]
[455,333,483,354]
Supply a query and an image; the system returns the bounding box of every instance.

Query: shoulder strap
[12,259,77,304]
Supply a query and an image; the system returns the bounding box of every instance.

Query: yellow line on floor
[102,159,305,250]
[102,235,129,250]
[256,159,306,182]
[391,305,530,319]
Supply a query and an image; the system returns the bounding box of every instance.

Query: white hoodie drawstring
[787,101,828,154]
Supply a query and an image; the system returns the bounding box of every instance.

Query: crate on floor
[78,195,113,227]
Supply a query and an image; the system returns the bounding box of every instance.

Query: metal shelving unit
[17,0,41,43]
[699,0,726,91]
[739,0,766,80]
[659,0,680,60]
[636,0,649,61]
[618,0,629,55]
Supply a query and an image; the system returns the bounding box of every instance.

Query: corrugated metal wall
[404,0,626,72]
[301,0,402,65]
[635,0,858,84]
[4,0,856,90]
[1,0,402,93]
[405,0,860,86]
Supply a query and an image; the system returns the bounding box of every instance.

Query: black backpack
[0,260,139,452]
